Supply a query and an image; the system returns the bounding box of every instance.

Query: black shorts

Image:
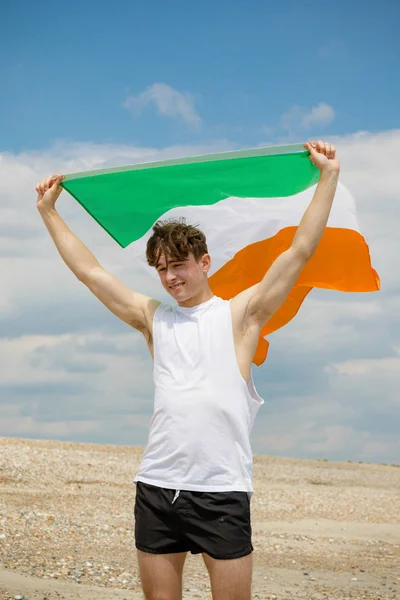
[134,481,253,560]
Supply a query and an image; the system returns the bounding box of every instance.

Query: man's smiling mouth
[170,282,185,290]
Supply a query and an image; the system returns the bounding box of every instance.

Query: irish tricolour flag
[61,143,380,365]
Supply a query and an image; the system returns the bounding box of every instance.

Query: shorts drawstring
[172,490,180,504]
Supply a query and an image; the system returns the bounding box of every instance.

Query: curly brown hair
[146,218,208,267]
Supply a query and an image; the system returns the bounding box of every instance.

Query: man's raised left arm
[242,140,340,328]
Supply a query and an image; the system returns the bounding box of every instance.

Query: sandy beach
[0,437,399,599]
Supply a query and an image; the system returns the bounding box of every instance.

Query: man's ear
[201,253,211,274]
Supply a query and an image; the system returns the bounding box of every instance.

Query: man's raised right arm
[36,174,159,333]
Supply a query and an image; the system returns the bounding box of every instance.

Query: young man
[37,140,339,600]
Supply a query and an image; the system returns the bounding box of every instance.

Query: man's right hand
[36,174,65,211]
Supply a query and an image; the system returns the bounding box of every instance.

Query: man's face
[155,252,210,302]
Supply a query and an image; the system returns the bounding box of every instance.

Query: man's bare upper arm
[231,247,308,332]
[81,266,160,332]
[245,247,307,326]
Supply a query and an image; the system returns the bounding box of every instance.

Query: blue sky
[1,1,399,464]
[2,0,399,151]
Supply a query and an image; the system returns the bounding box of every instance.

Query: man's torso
[140,288,261,383]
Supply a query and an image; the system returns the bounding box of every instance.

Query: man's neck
[177,287,214,308]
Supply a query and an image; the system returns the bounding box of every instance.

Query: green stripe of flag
[61,147,319,248]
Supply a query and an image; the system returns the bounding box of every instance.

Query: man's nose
[165,269,176,283]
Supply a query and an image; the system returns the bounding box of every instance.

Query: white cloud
[326,356,400,376]
[301,102,335,128]
[122,82,202,129]
[0,130,399,462]
[0,415,103,439]
[281,102,335,135]
[262,102,336,142]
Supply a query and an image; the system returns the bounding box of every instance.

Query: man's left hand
[304,140,340,175]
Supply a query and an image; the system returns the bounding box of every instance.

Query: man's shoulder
[153,300,173,319]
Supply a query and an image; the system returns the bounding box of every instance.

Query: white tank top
[134,295,264,493]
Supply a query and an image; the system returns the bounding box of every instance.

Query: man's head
[146,219,211,302]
